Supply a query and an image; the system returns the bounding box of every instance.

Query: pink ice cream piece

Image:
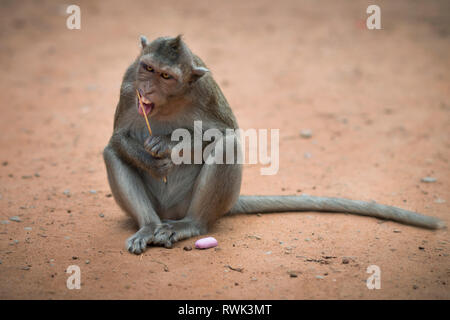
[195,237,218,249]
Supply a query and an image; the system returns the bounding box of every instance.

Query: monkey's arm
[109,129,172,179]
[144,129,213,161]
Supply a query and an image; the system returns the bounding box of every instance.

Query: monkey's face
[134,35,209,118]
[135,56,187,117]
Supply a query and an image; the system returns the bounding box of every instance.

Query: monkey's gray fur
[103,35,445,254]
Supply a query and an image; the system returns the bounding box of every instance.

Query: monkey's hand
[144,135,173,159]
[150,157,173,179]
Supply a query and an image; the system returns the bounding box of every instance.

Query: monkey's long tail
[228,195,445,229]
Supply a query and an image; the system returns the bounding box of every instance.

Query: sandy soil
[0,0,449,299]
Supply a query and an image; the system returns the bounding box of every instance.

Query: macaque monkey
[103,35,445,254]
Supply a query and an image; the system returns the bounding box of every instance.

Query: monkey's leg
[103,146,162,254]
[153,161,242,247]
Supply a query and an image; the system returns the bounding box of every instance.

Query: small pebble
[85,260,90,264]
[304,152,312,159]
[289,273,298,278]
[9,216,21,222]
[99,213,105,218]
[183,246,192,251]
[342,258,350,264]
[195,237,218,249]
[63,190,71,196]
[265,251,272,255]
[1,220,10,225]
[316,275,324,279]
[300,129,313,138]
[434,198,445,204]
[421,177,437,183]
[89,190,97,194]
[393,229,401,233]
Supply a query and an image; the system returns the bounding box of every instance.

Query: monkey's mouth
[136,91,154,116]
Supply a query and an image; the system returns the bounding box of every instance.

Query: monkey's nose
[138,87,152,96]
[141,95,152,104]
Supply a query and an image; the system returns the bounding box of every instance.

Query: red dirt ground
[0,0,449,299]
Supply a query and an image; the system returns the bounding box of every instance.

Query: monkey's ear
[170,34,183,51]
[140,35,149,49]
[190,66,209,83]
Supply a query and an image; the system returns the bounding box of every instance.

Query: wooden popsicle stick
[136,89,167,183]
[136,89,153,135]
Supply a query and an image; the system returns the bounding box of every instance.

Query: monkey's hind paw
[126,226,154,254]
[154,219,204,248]
[153,223,176,248]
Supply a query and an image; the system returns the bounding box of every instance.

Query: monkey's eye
[141,63,154,72]
[161,73,171,80]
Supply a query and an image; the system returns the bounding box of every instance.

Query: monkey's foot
[126,225,155,254]
[153,219,205,248]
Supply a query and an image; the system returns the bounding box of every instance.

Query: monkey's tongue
[138,102,153,116]
[137,91,154,116]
